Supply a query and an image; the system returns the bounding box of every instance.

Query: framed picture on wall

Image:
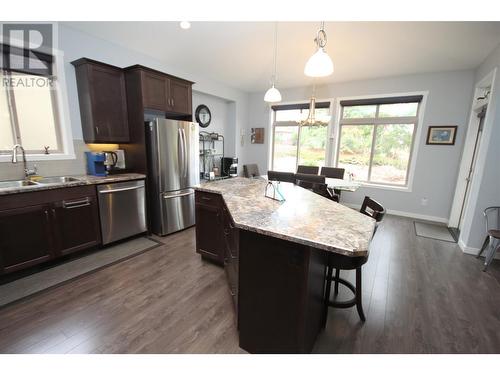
[426,126,457,145]
[251,127,265,144]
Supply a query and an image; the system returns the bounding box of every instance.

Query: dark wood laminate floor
[1,215,499,354]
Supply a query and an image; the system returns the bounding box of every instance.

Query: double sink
[0,176,81,189]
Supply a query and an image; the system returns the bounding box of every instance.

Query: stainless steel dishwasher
[97,179,147,245]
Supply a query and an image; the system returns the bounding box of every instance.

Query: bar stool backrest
[295,173,325,184]
[484,207,500,233]
[296,165,319,175]
[267,170,296,183]
[360,196,386,223]
[296,180,332,200]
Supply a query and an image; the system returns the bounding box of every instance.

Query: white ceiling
[64,22,500,93]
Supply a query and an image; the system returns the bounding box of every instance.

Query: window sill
[0,153,76,162]
[358,181,412,193]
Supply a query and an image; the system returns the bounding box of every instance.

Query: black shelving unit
[199,131,225,180]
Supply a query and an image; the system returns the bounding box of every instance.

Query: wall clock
[195,104,212,128]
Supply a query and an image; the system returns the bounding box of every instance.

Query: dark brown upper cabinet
[72,58,130,143]
[125,65,193,116]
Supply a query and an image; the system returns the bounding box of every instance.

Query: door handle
[178,128,186,178]
[182,128,188,178]
[163,190,194,199]
[99,185,143,194]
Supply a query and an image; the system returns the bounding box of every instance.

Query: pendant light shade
[264,23,282,103]
[304,22,334,78]
[264,84,282,103]
[304,48,334,77]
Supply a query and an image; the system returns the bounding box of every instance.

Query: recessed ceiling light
[180,21,191,30]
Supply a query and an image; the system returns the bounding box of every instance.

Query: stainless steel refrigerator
[146,119,199,236]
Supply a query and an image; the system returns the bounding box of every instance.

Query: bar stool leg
[477,235,490,258]
[355,267,366,322]
[483,237,498,271]
[323,264,334,328]
[334,269,340,295]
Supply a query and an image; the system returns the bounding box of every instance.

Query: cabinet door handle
[63,198,90,209]
[44,209,49,222]
[201,196,212,201]
[172,98,175,107]
[95,126,99,135]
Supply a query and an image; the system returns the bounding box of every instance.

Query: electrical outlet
[421,198,428,206]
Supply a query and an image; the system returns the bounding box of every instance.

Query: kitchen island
[194,177,375,353]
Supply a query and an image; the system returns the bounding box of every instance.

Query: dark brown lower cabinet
[195,191,224,264]
[195,190,239,310]
[222,203,239,311]
[51,195,101,256]
[0,204,54,274]
[238,230,327,354]
[0,186,101,275]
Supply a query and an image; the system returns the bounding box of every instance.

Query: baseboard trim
[459,238,500,259]
[343,203,448,224]
[458,239,480,256]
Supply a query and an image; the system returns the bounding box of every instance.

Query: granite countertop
[196,177,376,257]
[0,173,146,196]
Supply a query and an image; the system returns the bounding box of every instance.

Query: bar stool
[476,206,500,271]
[296,179,339,202]
[323,196,385,324]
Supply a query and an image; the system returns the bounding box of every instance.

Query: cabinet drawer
[195,191,223,208]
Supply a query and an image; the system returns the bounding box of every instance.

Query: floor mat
[414,221,456,243]
[0,236,160,307]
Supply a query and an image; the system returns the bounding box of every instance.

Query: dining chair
[323,196,385,324]
[296,165,319,175]
[243,164,260,178]
[320,166,345,179]
[476,206,500,271]
[267,170,296,183]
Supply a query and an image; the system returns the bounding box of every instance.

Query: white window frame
[268,99,335,172]
[332,91,428,192]
[0,42,75,162]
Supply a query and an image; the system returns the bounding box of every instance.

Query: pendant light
[304,22,334,77]
[264,23,282,103]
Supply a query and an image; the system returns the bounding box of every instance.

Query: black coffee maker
[222,157,238,177]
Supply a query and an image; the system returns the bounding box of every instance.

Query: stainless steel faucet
[11,144,37,179]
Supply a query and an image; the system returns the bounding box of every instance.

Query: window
[271,102,331,172]
[1,46,63,156]
[336,96,422,186]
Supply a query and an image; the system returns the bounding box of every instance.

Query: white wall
[243,70,475,221]
[459,43,500,250]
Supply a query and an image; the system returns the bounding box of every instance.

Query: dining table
[325,177,361,192]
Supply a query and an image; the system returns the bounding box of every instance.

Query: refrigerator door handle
[182,128,188,178]
[178,128,186,179]
[163,189,194,199]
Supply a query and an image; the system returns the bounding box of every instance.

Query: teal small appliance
[85,152,107,177]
